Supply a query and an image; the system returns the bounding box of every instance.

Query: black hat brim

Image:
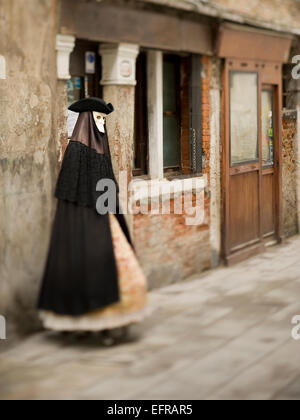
[68,97,114,114]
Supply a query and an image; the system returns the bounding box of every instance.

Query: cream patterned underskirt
[39,214,150,331]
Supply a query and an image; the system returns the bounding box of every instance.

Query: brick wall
[282,110,298,238]
[133,56,213,290]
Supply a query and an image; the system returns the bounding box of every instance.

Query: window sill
[130,174,208,202]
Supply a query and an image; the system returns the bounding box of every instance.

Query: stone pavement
[0,237,300,400]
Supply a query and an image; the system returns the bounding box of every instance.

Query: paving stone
[208,340,300,400]
[273,375,300,400]
[0,237,300,400]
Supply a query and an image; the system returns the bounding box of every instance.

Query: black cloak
[38,111,131,316]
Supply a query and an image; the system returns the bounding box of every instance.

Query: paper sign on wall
[85,51,96,74]
[67,110,79,138]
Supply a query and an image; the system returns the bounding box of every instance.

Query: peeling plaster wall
[284,41,300,233]
[0,0,67,333]
[138,0,300,34]
[282,110,298,238]
[102,85,136,234]
[103,86,135,183]
[209,57,222,268]
[212,0,300,31]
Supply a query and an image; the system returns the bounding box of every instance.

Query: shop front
[57,1,294,276]
[218,24,293,264]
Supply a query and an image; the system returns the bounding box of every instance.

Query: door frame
[222,58,283,264]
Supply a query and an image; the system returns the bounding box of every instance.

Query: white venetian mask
[93,111,106,134]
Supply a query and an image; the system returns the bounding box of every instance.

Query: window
[230,71,259,166]
[190,54,203,174]
[133,51,203,179]
[68,39,102,107]
[163,54,203,176]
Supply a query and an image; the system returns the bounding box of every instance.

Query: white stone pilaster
[0,55,6,80]
[56,34,76,80]
[147,50,164,180]
[99,43,139,86]
[99,43,139,239]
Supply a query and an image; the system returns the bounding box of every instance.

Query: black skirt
[38,200,120,316]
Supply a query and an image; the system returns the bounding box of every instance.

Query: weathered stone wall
[139,0,300,34]
[281,43,300,236]
[282,110,298,238]
[213,0,300,31]
[0,0,66,333]
[103,86,135,185]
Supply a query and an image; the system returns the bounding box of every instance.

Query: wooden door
[223,59,282,264]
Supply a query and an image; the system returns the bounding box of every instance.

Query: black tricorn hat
[68,97,114,114]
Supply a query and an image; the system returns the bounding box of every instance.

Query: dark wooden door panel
[223,60,282,263]
[262,173,275,236]
[229,171,260,250]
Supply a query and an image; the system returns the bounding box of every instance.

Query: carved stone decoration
[56,34,76,80]
[99,43,139,86]
[0,55,6,80]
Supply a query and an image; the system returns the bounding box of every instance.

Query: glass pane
[67,76,83,107]
[230,72,258,166]
[163,116,180,168]
[163,56,180,168]
[163,60,177,112]
[262,90,274,167]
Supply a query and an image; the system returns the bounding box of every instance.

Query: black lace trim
[55,141,119,209]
